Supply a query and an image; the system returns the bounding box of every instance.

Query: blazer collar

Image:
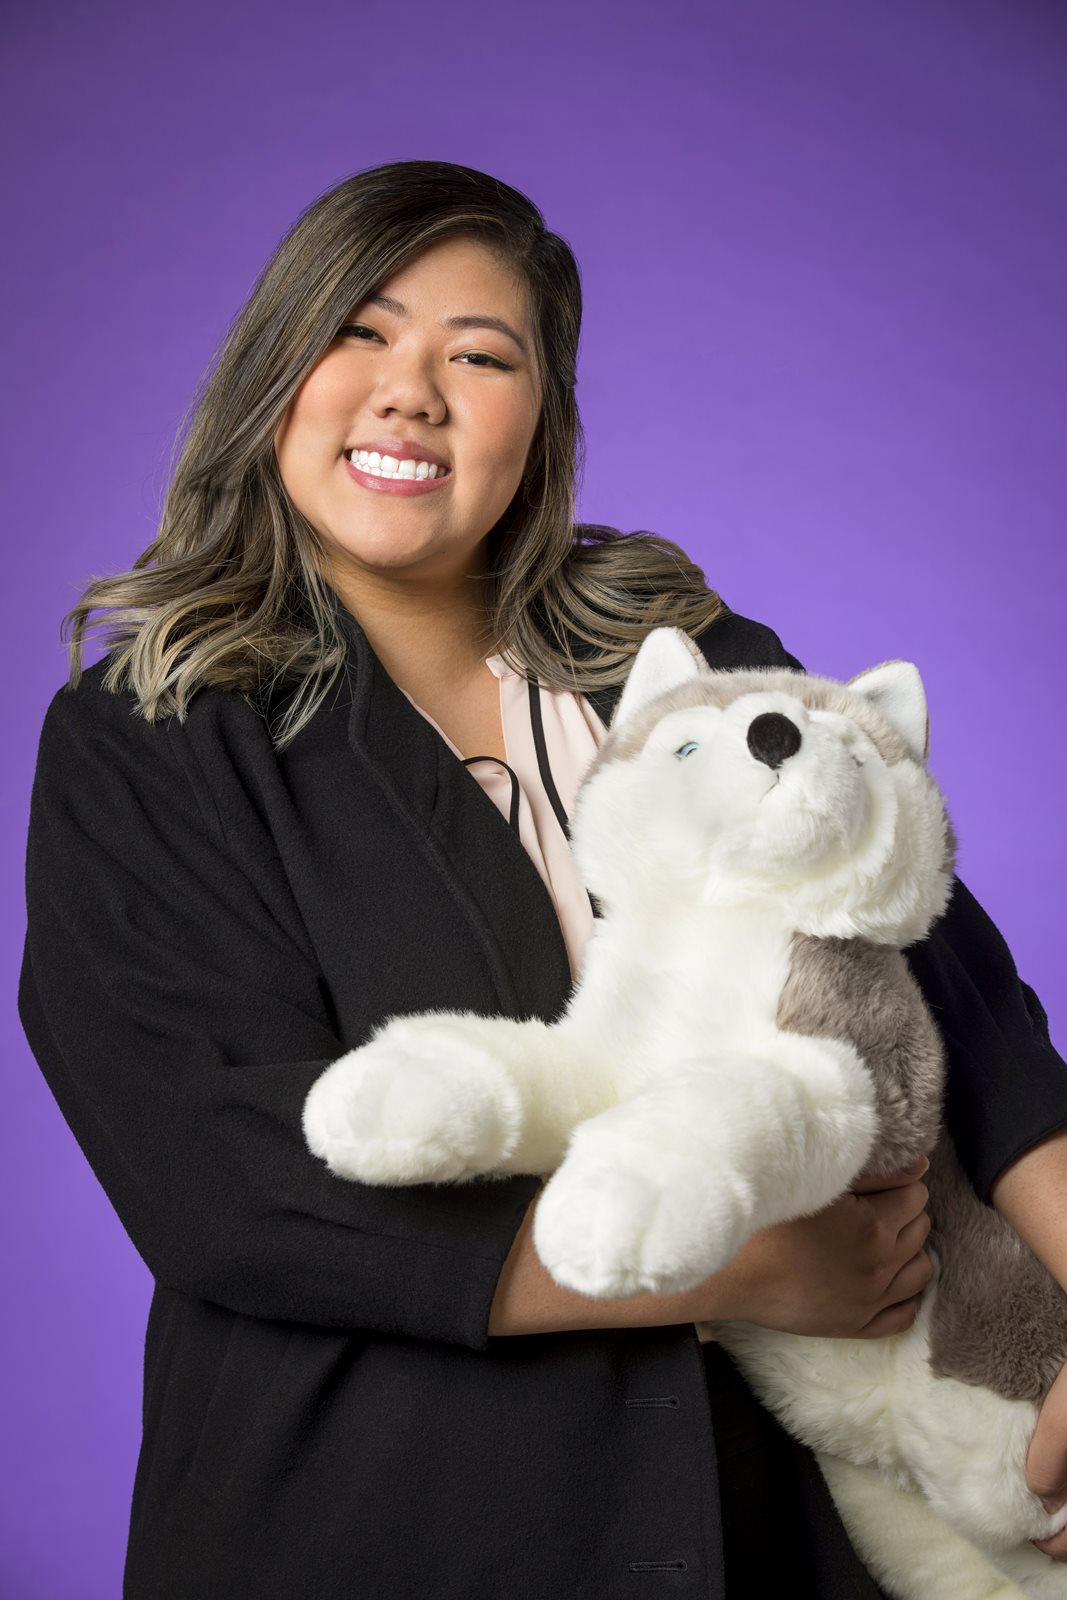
[321,583,616,1021]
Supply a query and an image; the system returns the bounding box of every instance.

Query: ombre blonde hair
[62,159,726,752]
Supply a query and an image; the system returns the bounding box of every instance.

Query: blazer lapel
[325,588,590,1025]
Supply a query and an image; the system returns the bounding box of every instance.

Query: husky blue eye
[675,741,700,760]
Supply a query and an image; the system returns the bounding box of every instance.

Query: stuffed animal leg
[711,1278,1067,1599]
[815,1451,1027,1600]
[303,1002,878,1298]
[302,1008,617,1185]
[529,1036,876,1298]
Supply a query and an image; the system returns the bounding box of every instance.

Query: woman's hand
[701,1155,934,1337]
[1028,1361,1067,1559]
[492,1158,933,1338]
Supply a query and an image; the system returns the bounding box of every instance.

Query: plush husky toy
[303,627,1067,1600]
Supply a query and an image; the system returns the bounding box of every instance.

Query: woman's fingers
[894,1207,933,1259]
[856,1291,927,1339]
[849,1179,934,1338]
[704,1155,935,1339]
[855,1243,934,1338]
[855,1176,930,1257]
[849,1155,930,1195]
[880,1246,935,1310]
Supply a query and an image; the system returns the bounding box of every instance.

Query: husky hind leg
[816,1450,1026,1600]
[715,1290,1067,1600]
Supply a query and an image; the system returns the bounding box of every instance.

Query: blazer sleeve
[17,678,541,1352]
[704,609,1067,1205]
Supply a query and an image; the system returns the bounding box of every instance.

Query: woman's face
[273,235,542,592]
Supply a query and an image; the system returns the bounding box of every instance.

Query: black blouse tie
[460,677,603,921]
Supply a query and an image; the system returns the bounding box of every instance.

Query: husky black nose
[747,711,802,769]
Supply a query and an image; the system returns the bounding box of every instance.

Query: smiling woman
[22,158,1067,1600]
[56,159,725,751]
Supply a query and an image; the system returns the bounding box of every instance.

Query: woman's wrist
[488,1190,729,1335]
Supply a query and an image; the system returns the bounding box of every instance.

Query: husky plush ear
[613,627,710,732]
[846,660,930,762]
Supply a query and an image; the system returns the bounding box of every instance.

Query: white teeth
[346,448,448,480]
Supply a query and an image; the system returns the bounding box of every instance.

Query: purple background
[4,0,1066,1593]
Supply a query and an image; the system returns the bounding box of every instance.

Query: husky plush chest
[303,627,1067,1600]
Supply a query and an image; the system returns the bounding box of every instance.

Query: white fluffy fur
[815,1451,1028,1600]
[717,1281,1066,1597]
[302,627,1064,1597]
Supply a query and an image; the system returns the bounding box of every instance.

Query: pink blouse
[401,654,715,1345]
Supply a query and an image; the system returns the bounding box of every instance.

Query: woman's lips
[343,457,453,497]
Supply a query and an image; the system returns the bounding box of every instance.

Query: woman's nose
[370,354,446,420]
[746,712,802,769]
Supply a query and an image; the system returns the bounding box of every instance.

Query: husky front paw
[302,1016,523,1185]
[532,1115,753,1298]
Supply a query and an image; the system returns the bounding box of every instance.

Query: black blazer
[18,586,1067,1599]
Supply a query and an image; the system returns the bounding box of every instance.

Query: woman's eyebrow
[358,291,529,356]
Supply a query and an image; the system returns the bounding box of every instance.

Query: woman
[18,159,1067,1598]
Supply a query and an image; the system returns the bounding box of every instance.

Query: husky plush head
[571,629,956,945]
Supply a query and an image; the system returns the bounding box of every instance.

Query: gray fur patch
[778,932,1067,1403]
[777,934,946,1176]
[925,1131,1067,1402]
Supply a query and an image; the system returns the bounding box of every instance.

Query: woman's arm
[902,879,1067,1206]
[992,1130,1067,1295]
[18,674,545,1354]
[490,1164,934,1339]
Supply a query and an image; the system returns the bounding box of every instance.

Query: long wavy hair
[61,159,727,752]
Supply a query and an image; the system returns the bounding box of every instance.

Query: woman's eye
[337,324,512,370]
[460,352,513,370]
[674,741,700,760]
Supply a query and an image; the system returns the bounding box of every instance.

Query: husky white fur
[303,627,1067,1600]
